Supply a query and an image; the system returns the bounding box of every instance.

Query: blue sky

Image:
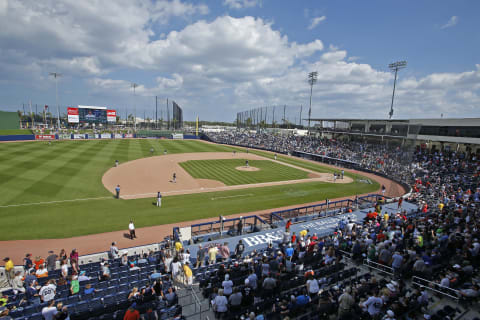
[0,0,479,122]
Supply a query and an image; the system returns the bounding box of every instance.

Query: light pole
[307,71,318,129]
[49,72,62,129]
[388,61,407,119]
[131,83,138,131]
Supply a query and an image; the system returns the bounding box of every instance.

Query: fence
[363,259,394,276]
[412,276,460,300]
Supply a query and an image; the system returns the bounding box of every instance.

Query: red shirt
[124,309,140,320]
[286,221,292,230]
[291,235,296,244]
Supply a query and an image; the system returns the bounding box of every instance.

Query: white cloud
[0,2,479,120]
[308,16,326,30]
[223,0,261,9]
[441,16,458,29]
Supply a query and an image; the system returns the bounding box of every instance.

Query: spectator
[46,250,58,272]
[70,275,80,295]
[183,261,193,285]
[78,270,90,282]
[41,300,57,320]
[23,253,33,271]
[337,286,355,319]
[306,274,319,297]
[222,274,233,296]
[36,264,48,278]
[123,303,140,320]
[213,289,228,318]
[196,244,205,268]
[12,271,25,294]
[3,258,14,286]
[39,279,56,303]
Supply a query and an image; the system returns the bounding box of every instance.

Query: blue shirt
[286,247,294,257]
[84,287,95,294]
[296,295,310,306]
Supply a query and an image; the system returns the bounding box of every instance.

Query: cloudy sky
[0,0,479,122]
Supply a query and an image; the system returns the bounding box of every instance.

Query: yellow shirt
[383,213,389,222]
[183,265,192,278]
[208,247,218,261]
[438,203,444,211]
[299,230,308,237]
[175,241,183,252]
[5,260,14,271]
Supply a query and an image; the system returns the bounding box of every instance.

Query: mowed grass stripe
[0,142,77,188]
[1,141,100,205]
[179,159,309,186]
[4,141,112,205]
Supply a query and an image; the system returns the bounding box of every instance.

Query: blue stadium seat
[27,312,43,320]
[74,301,89,314]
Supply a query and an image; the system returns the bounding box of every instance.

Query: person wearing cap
[24,268,38,287]
[3,257,14,286]
[123,303,140,320]
[222,274,233,296]
[110,242,119,259]
[78,270,90,282]
[24,253,33,271]
[46,251,58,272]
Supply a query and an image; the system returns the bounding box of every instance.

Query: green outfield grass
[0,139,379,240]
[179,159,309,185]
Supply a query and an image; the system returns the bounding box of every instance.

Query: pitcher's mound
[236,166,260,172]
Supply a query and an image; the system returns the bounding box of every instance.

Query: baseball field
[0,139,380,240]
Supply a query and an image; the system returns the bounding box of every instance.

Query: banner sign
[98,133,111,139]
[114,134,123,139]
[107,110,116,123]
[35,134,55,140]
[86,134,96,139]
[73,134,85,139]
[58,134,71,140]
[125,134,134,138]
[172,133,184,140]
[67,107,79,123]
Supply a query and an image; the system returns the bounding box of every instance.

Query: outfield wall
[0,133,200,142]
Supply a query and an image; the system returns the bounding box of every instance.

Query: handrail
[363,259,394,276]
[412,276,460,300]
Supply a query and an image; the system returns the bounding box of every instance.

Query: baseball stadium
[1,2,480,320]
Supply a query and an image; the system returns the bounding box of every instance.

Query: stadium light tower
[49,72,62,129]
[131,83,138,131]
[307,71,318,129]
[388,61,407,119]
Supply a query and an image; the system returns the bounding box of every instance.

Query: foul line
[0,196,113,208]
[211,193,254,201]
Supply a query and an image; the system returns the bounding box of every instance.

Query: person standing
[172,173,176,183]
[46,251,57,272]
[196,245,205,268]
[150,147,154,155]
[129,220,136,239]
[237,217,243,235]
[3,257,14,286]
[274,154,277,160]
[115,185,121,199]
[110,242,119,259]
[115,160,119,167]
[381,185,386,196]
[156,192,162,207]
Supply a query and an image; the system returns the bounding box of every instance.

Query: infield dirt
[102,152,352,199]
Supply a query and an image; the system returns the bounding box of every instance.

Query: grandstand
[1,127,480,320]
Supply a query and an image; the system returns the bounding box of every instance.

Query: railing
[412,276,460,300]
[362,259,394,276]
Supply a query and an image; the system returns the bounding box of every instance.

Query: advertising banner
[35,134,56,140]
[107,110,116,123]
[86,134,96,139]
[58,134,71,140]
[67,107,79,123]
[125,133,134,138]
[73,134,85,139]
[114,134,123,139]
[99,133,111,139]
[172,133,184,140]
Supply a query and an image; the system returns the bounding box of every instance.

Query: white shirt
[307,279,319,294]
[40,284,56,302]
[129,223,135,230]
[213,295,228,312]
[41,306,57,320]
[171,261,181,276]
[61,264,68,277]
[222,280,233,295]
